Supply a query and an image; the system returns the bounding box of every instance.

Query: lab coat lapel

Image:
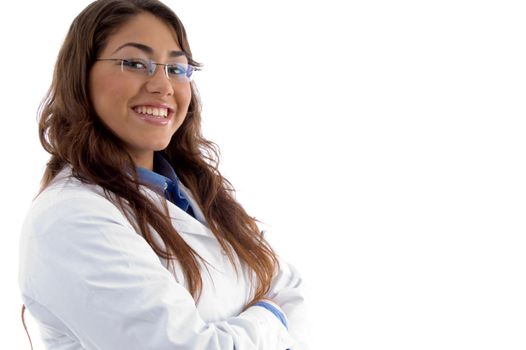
[178,182,207,226]
[167,203,215,239]
[141,185,213,239]
[166,186,214,240]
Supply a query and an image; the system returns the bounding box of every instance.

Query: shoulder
[18,172,175,316]
[22,167,132,240]
[18,168,153,295]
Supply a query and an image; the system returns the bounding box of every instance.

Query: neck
[131,151,154,171]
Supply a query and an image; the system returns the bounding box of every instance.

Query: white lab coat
[18,167,308,349]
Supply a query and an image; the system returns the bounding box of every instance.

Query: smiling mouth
[133,106,171,118]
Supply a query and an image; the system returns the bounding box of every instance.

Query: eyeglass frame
[95,57,199,82]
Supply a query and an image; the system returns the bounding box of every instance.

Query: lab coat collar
[143,184,215,240]
[53,165,214,240]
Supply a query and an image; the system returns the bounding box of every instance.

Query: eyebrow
[112,42,186,58]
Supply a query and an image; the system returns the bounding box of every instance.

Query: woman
[18,0,307,349]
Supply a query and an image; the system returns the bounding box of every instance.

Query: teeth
[134,106,169,118]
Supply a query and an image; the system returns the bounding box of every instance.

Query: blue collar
[137,153,193,215]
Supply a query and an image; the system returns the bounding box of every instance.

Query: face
[89,13,191,169]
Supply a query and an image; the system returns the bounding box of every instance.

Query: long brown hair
[38,0,279,304]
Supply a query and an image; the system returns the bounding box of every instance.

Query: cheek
[90,75,134,121]
[176,84,192,110]
[90,74,112,116]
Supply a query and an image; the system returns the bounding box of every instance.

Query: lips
[133,105,170,118]
[131,103,175,126]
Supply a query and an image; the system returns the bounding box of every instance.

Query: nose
[144,65,174,96]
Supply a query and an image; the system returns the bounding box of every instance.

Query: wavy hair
[37,0,279,304]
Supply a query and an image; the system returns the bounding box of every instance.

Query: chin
[152,140,172,151]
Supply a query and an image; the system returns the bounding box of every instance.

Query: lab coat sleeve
[19,189,294,350]
[265,251,310,349]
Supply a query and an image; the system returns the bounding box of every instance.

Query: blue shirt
[137,153,195,218]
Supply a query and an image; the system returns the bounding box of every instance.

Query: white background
[1,0,526,349]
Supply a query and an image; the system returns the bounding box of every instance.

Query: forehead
[102,12,182,56]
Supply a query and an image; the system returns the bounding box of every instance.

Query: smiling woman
[18,0,307,349]
[89,13,193,169]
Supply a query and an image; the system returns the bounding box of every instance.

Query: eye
[121,59,147,70]
[167,63,188,77]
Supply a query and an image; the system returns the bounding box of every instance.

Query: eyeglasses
[95,58,198,83]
